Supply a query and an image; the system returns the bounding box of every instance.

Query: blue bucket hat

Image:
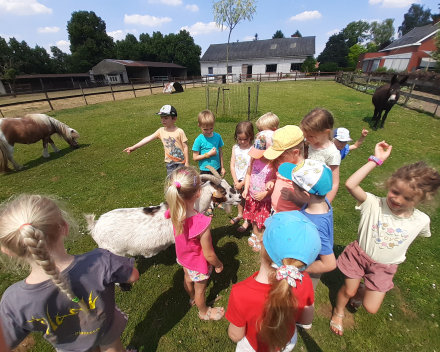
[263,211,321,268]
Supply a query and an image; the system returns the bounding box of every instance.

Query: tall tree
[115,34,141,61]
[272,30,285,38]
[67,11,115,72]
[347,44,367,67]
[50,46,72,74]
[341,20,370,47]
[300,56,316,73]
[398,4,432,36]
[213,0,257,75]
[29,45,52,74]
[292,30,302,37]
[370,19,395,49]
[317,33,349,67]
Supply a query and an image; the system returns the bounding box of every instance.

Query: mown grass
[1,80,440,352]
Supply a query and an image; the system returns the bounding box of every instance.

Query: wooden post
[295,71,298,81]
[259,73,262,82]
[149,81,153,95]
[247,86,251,121]
[0,109,4,118]
[163,79,165,88]
[222,88,225,115]
[85,80,89,88]
[109,84,115,101]
[79,83,88,105]
[277,72,279,81]
[184,77,187,90]
[255,83,260,115]
[403,81,416,107]
[40,79,53,110]
[206,86,209,110]
[131,81,137,98]
[71,77,75,88]
[434,104,439,117]
[193,76,195,88]
[216,87,220,115]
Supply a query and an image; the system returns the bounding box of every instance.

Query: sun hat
[278,159,333,196]
[333,127,351,142]
[156,105,177,117]
[263,211,321,268]
[248,130,274,159]
[263,125,304,160]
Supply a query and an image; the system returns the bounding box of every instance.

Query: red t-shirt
[226,271,314,352]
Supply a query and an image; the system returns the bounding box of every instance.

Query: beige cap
[263,125,304,160]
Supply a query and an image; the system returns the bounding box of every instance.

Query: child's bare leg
[331,278,361,336]
[194,279,209,313]
[183,268,195,302]
[255,225,264,242]
[237,202,244,218]
[362,289,386,314]
[99,337,125,352]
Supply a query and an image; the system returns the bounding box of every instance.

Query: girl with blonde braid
[0,195,139,352]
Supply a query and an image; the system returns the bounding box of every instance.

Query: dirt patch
[393,286,418,319]
[52,176,59,181]
[12,335,35,352]
[316,302,356,329]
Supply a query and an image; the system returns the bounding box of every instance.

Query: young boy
[123,105,189,176]
[255,112,279,132]
[279,159,336,291]
[333,127,369,161]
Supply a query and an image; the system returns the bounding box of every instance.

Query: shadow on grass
[136,245,177,276]
[361,116,377,129]
[320,244,347,307]
[297,327,324,352]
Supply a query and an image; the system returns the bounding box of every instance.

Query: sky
[0,0,439,59]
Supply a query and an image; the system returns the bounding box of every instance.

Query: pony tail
[165,185,186,235]
[20,224,89,313]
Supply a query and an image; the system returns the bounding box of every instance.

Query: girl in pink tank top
[164,166,225,321]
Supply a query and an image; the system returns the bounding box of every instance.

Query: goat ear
[142,205,162,215]
[399,76,408,85]
[390,75,398,85]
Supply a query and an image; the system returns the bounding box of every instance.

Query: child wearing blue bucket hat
[226,211,321,352]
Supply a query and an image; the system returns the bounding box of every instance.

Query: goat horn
[200,174,221,185]
[206,165,222,180]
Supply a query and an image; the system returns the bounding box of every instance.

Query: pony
[372,75,408,129]
[0,114,79,172]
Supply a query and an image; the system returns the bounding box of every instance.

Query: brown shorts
[337,241,398,292]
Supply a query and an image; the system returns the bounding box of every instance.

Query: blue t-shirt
[300,198,334,256]
[192,132,225,171]
[340,144,349,160]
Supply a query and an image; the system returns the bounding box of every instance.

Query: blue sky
[0,0,439,58]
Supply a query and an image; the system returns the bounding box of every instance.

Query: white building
[200,37,315,78]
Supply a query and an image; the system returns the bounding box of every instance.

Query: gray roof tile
[381,23,439,51]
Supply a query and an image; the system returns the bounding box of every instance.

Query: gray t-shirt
[0,248,134,351]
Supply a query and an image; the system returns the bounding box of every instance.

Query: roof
[380,22,440,52]
[200,37,315,62]
[15,73,90,79]
[105,59,186,69]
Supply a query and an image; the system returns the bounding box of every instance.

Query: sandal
[252,242,261,252]
[198,307,224,321]
[248,233,257,247]
[189,298,196,307]
[330,309,345,336]
[349,282,365,309]
[238,220,249,232]
[205,209,214,217]
[230,216,242,225]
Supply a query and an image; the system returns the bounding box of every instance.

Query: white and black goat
[85,167,241,258]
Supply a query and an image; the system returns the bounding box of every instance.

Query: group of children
[1,104,440,352]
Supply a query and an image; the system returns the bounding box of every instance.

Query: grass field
[1,80,440,352]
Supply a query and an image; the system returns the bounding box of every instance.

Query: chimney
[291,35,299,38]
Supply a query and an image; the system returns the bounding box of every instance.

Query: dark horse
[0,114,79,172]
[372,75,408,129]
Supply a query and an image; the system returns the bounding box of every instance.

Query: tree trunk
[227,29,232,83]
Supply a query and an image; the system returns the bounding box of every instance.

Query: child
[164,167,224,321]
[230,121,254,232]
[300,108,341,203]
[330,141,440,336]
[192,110,226,216]
[279,159,336,291]
[263,125,305,214]
[333,127,369,160]
[242,131,275,251]
[226,211,321,352]
[0,195,139,351]
[123,105,189,176]
[256,112,279,132]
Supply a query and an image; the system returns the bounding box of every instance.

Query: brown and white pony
[0,114,79,172]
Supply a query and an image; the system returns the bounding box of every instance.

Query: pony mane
[25,114,52,127]
[25,114,79,140]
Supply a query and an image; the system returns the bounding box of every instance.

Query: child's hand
[280,188,295,202]
[208,147,217,157]
[236,180,245,190]
[265,180,275,191]
[221,168,226,177]
[361,127,369,137]
[254,191,268,201]
[374,141,392,161]
[242,190,248,199]
[123,147,135,154]
[215,262,224,273]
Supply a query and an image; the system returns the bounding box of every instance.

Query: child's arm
[123,133,158,154]
[230,147,239,187]
[219,147,226,177]
[182,142,190,167]
[0,319,10,352]
[326,166,339,203]
[305,254,336,274]
[242,159,253,199]
[193,147,217,161]
[228,323,246,343]
[297,304,315,326]
[346,141,392,204]
[125,268,140,284]
[200,228,223,273]
[349,127,369,151]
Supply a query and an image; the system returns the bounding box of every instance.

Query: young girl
[242,130,275,251]
[226,211,321,352]
[0,195,139,351]
[330,141,440,336]
[164,167,224,320]
[230,121,254,232]
[300,108,341,203]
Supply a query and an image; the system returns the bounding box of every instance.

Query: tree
[370,19,395,49]
[341,20,370,47]
[398,4,432,36]
[319,62,338,72]
[292,30,302,37]
[115,34,141,61]
[213,0,257,75]
[317,33,349,67]
[29,45,52,74]
[347,43,367,67]
[67,11,115,72]
[272,30,285,39]
[50,46,72,74]
[300,56,317,73]
[433,29,440,72]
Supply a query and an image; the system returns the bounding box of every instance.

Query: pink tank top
[164,209,211,274]
[249,159,274,202]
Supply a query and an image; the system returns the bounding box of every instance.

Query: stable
[200,37,315,78]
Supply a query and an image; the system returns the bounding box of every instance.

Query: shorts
[166,161,183,176]
[337,241,398,292]
[178,259,213,282]
[235,329,297,352]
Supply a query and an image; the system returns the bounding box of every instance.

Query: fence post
[255,83,260,116]
[40,79,53,110]
[216,87,220,115]
[79,83,88,105]
[131,80,137,98]
[149,81,153,95]
[206,86,209,109]
[434,104,439,117]
[222,88,225,115]
[403,80,416,107]
[259,73,262,82]
[247,86,251,121]
[109,84,115,101]
[0,109,3,118]
[295,71,298,81]
[71,77,75,88]
[193,76,195,88]
[163,79,165,89]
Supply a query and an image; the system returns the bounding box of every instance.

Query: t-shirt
[154,127,188,164]
[356,193,431,265]
[226,271,314,352]
[192,132,224,171]
[271,172,300,213]
[308,143,341,167]
[0,249,134,351]
[300,198,334,256]
[249,159,274,202]
[340,144,350,160]
[233,144,252,181]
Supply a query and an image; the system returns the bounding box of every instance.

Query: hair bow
[271,264,303,288]
[174,181,181,188]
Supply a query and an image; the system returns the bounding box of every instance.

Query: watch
[368,155,383,166]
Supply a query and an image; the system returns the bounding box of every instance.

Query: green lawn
[1,80,440,352]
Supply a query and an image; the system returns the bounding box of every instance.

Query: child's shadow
[297,327,323,352]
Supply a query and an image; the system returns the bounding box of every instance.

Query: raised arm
[123,133,158,154]
[349,127,369,151]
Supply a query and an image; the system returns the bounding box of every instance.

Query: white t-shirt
[233,144,252,181]
[308,143,341,167]
[356,193,431,265]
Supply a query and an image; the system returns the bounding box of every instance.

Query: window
[290,43,297,49]
[208,67,213,74]
[266,64,277,73]
[228,66,232,74]
[270,44,277,49]
[290,63,301,71]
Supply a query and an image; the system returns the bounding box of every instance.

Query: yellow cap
[263,125,304,160]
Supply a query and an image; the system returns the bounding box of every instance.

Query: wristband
[204,153,209,159]
[368,155,383,166]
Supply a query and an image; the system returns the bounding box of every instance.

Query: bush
[338,67,356,72]
[375,67,387,73]
[387,68,397,73]
[319,62,339,72]
[354,69,363,74]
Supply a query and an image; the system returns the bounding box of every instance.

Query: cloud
[56,40,70,52]
[124,14,172,26]
[369,0,419,8]
[0,0,52,15]
[326,29,339,36]
[148,0,182,5]
[289,10,322,21]
[107,29,138,41]
[180,22,224,36]
[243,36,255,41]
[185,4,199,12]
[38,26,60,34]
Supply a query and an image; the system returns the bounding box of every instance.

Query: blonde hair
[271,142,304,170]
[256,112,279,131]
[258,248,306,351]
[198,110,215,127]
[165,166,202,234]
[301,108,334,140]
[0,195,88,312]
